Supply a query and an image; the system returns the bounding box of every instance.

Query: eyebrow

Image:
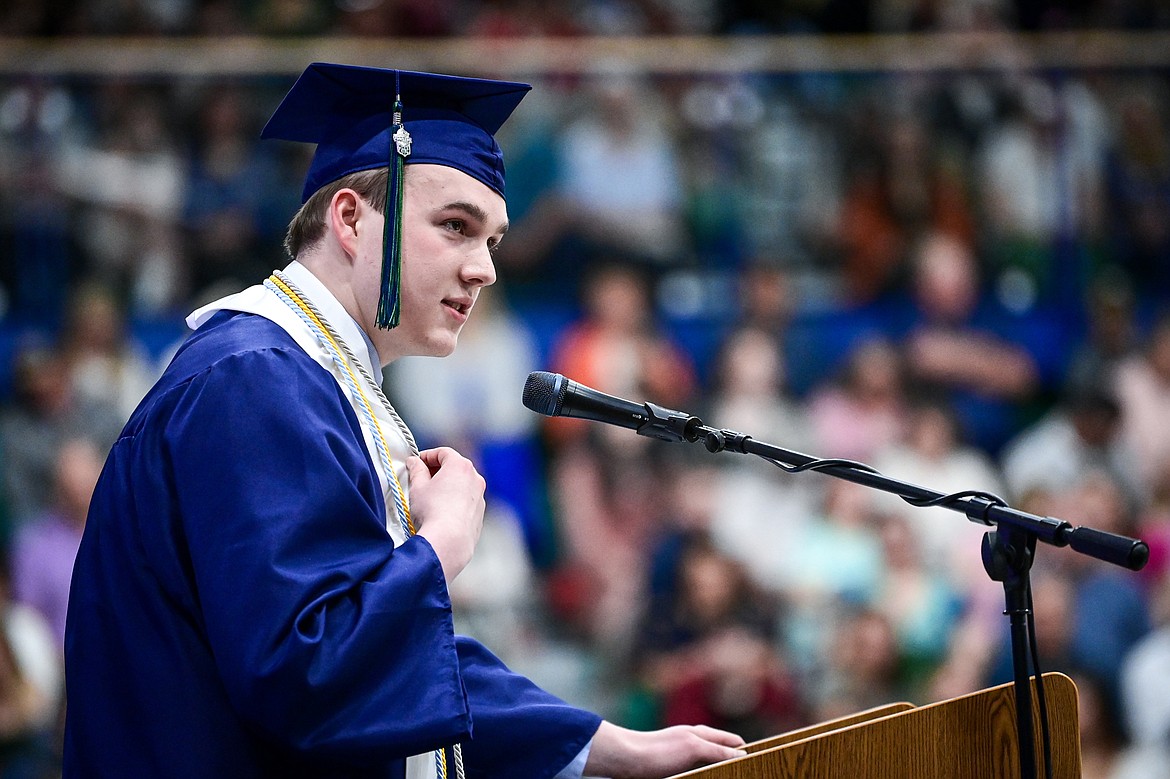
[442,200,509,235]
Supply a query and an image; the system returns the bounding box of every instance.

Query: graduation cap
[261,62,531,329]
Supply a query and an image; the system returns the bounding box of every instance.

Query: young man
[63,63,745,778]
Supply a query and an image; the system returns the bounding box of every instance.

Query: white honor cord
[269,270,465,779]
[272,270,420,456]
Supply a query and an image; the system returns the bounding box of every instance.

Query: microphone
[522,371,701,443]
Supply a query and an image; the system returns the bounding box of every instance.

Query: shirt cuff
[555,737,593,779]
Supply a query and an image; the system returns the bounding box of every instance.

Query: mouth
[442,298,472,319]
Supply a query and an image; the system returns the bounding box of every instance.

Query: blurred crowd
[2,4,1170,777]
[2,0,1169,35]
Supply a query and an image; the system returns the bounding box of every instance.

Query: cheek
[405,225,451,262]
[356,255,384,311]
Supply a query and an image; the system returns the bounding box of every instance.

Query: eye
[442,219,466,234]
[488,236,503,254]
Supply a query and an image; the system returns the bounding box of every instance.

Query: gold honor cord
[267,273,414,535]
[267,272,468,778]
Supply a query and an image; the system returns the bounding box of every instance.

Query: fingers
[689,724,747,749]
[584,721,747,779]
[684,729,747,766]
[417,446,458,471]
[699,741,748,763]
[406,448,487,584]
[405,455,431,483]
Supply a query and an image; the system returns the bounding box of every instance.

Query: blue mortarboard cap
[262,63,531,202]
[261,62,531,328]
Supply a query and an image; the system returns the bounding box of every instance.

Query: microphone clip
[637,403,703,443]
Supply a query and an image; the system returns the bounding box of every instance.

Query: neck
[294,252,399,367]
[296,250,361,326]
[278,260,385,372]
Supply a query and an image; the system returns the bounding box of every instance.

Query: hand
[583,720,746,779]
[406,447,486,583]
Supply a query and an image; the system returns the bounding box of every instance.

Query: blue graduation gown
[63,311,601,778]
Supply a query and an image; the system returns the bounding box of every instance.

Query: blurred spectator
[900,231,1040,453]
[484,84,569,305]
[0,343,121,529]
[622,454,723,728]
[1065,268,1141,395]
[662,626,802,743]
[545,436,673,653]
[999,381,1143,506]
[1135,458,1170,586]
[182,82,280,297]
[735,95,841,277]
[976,76,1108,307]
[389,287,538,449]
[926,607,999,702]
[10,436,102,648]
[677,130,749,270]
[465,0,581,37]
[333,0,457,36]
[504,72,686,301]
[703,325,821,594]
[837,113,975,304]
[874,512,965,698]
[871,397,1007,601]
[546,263,696,448]
[1056,471,1151,708]
[446,499,537,670]
[809,606,903,722]
[731,260,820,394]
[634,533,800,741]
[0,78,81,327]
[59,283,158,422]
[736,260,795,336]
[0,556,60,779]
[1103,83,1170,299]
[248,0,334,35]
[1119,574,1170,760]
[981,566,1081,691]
[1113,313,1170,494]
[987,472,1150,713]
[644,455,723,605]
[807,336,908,463]
[776,480,887,682]
[1075,669,1135,779]
[54,83,185,309]
[706,326,810,449]
[776,479,886,610]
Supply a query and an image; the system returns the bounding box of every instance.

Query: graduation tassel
[376,92,411,329]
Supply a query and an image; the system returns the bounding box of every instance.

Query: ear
[327,189,362,262]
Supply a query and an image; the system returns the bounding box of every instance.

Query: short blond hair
[283,167,388,259]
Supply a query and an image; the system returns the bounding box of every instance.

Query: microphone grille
[522,371,564,416]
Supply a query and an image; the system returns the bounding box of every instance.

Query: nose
[462,244,497,288]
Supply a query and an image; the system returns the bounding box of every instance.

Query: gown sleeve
[455,637,602,779]
[157,344,471,764]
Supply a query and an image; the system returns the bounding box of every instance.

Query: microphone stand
[636,405,1149,779]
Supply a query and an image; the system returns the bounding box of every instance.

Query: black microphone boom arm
[522,370,1149,572]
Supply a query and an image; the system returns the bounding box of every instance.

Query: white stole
[187,263,436,779]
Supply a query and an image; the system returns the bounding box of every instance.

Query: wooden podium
[668,672,1080,779]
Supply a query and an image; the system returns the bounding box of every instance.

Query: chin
[421,333,460,358]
